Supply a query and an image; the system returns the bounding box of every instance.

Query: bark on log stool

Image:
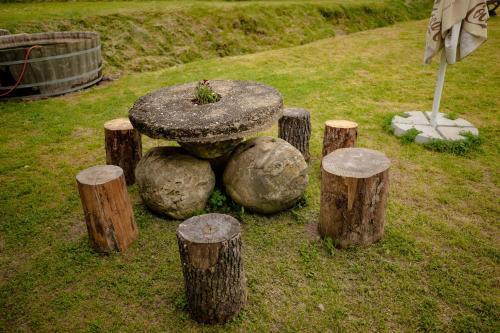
[76,165,138,253]
[321,120,358,158]
[177,213,246,324]
[278,108,311,161]
[104,118,142,185]
[319,148,390,248]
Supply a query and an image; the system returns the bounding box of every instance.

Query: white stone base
[391,111,478,144]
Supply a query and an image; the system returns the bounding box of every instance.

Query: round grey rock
[129,80,283,142]
[135,147,215,219]
[223,137,308,214]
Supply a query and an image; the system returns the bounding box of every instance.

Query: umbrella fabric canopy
[392,0,487,141]
[425,0,489,65]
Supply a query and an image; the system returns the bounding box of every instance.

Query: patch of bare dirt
[71,127,97,138]
[64,215,87,242]
[305,221,320,241]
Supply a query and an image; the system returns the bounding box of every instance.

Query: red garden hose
[0,45,41,98]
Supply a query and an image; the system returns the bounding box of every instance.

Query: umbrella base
[391,111,478,144]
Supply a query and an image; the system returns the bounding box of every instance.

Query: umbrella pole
[430,21,462,127]
[430,51,447,128]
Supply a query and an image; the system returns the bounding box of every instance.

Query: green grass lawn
[1,0,430,73]
[0,0,386,20]
[0,17,499,332]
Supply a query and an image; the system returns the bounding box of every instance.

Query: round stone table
[129,80,284,158]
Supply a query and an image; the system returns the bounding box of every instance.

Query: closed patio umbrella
[391,0,488,143]
[425,0,489,127]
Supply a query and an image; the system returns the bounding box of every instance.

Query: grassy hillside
[0,17,498,331]
[1,0,431,73]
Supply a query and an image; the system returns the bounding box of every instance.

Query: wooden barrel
[0,31,102,100]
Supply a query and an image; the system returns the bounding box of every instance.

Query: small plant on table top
[192,80,221,105]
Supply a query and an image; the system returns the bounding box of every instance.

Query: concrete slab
[414,125,443,144]
[424,111,475,127]
[390,111,479,144]
[438,126,479,140]
[392,122,413,137]
[403,111,430,125]
[392,115,413,125]
[425,111,456,126]
[454,118,475,127]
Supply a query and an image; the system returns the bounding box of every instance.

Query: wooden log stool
[278,108,311,162]
[177,213,246,324]
[319,148,390,248]
[104,118,142,185]
[322,120,358,158]
[76,165,138,253]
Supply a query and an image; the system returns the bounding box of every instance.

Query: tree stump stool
[321,120,358,158]
[76,165,138,253]
[278,108,311,162]
[104,118,142,185]
[319,148,390,248]
[177,213,246,324]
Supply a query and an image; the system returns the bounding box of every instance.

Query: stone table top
[129,80,283,142]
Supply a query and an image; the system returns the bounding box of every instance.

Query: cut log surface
[104,118,142,185]
[76,165,138,253]
[177,213,246,324]
[319,148,390,248]
[278,107,311,161]
[322,120,358,158]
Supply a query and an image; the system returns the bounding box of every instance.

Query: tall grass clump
[192,80,221,105]
[423,132,483,155]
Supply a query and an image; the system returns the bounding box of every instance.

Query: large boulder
[223,137,308,214]
[135,147,215,219]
